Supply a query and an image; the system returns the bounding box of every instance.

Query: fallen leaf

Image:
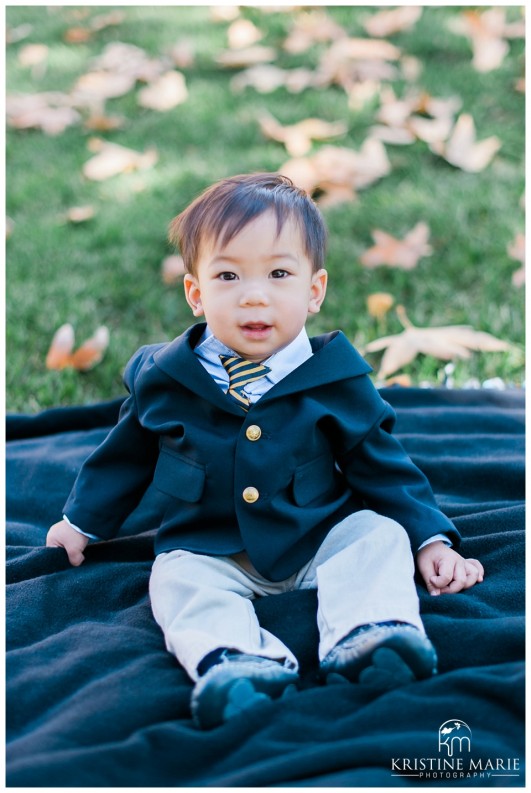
[429,113,501,172]
[170,39,196,69]
[360,223,432,270]
[278,157,320,195]
[64,27,93,44]
[162,255,186,284]
[365,306,512,379]
[210,6,240,23]
[508,232,525,287]
[65,206,96,223]
[228,19,263,49]
[17,43,48,68]
[73,71,137,101]
[84,113,126,132]
[92,42,166,83]
[6,92,81,135]
[89,10,126,31]
[231,64,315,94]
[70,327,110,371]
[447,8,520,72]
[137,71,188,111]
[283,10,347,54]
[83,141,158,181]
[46,324,75,370]
[367,292,395,320]
[217,45,277,68]
[259,112,347,157]
[363,6,422,37]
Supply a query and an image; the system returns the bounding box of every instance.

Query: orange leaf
[365,308,512,379]
[367,292,395,320]
[64,27,93,44]
[69,327,110,371]
[137,71,188,111]
[360,223,432,270]
[363,7,422,37]
[429,113,501,172]
[46,324,75,370]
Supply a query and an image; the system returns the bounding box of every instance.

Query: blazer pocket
[153,446,205,503]
[292,453,337,507]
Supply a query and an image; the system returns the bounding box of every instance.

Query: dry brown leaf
[18,43,48,68]
[365,307,512,379]
[93,42,166,83]
[429,113,501,172]
[6,92,81,134]
[360,223,432,270]
[231,64,315,94]
[281,139,391,205]
[137,71,188,111]
[83,141,158,181]
[363,6,422,37]
[90,11,126,31]
[508,232,525,287]
[259,113,347,157]
[46,324,75,370]
[70,327,110,371]
[73,71,137,101]
[217,45,277,69]
[283,10,347,54]
[66,206,96,223]
[367,292,395,320]
[228,19,263,49]
[84,113,126,132]
[210,6,240,23]
[372,88,461,146]
[170,39,196,69]
[407,115,454,144]
[162,255,186,285]
[447,9,519,72]
[64,27,93,44]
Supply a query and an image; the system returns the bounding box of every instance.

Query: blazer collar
[153,323,372,408]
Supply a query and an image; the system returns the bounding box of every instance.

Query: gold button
[243,487,259,503]
[246,425,262,442]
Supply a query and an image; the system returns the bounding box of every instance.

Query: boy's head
[169,173,328,362]
[168,172,327,276]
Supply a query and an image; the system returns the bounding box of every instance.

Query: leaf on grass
[217,45,277,69]
[64,27,94,44]
[209,6,240,23]
[367,292,395,320]
[162,255,186,284]
[17,43,48,68]
[283,10,347,54]
[280,139,391,205]
[429,113,501,172]
[137,71,188,111]
[73,71,137,101]
[84,113,126,132]
[6,92,81,135]
[259,112,347,157]
[447,8,523,72]
[46,324,110,371]
[228,19,263,49]
[92,42,166,83]
[363,6,423,37]
[83,140,158,181]
[360,223,432,269]
[371,88,461,146]
[507,232,525,287]
[65,206,96,223]
[170,39,196,69]
[231,64,315,94]
[89,11,126,32]
[46,324,75,370]
[365,306,512,379]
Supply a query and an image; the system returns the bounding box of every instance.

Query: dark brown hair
[168,172,327,274]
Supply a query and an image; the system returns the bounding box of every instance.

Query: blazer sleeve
[337,396,461,552]
[63,348,160,540]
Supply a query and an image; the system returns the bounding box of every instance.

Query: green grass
[6,5,525,412]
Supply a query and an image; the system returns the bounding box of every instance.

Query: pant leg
[295,510,425,661]
[149,549,299,682]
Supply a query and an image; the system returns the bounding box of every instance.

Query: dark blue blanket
[6,388,525,787]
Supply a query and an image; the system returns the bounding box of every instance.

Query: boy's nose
[239,285,270,306]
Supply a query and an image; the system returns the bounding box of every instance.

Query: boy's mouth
[240,323,272,339]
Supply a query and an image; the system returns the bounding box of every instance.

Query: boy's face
[183,211,327,362]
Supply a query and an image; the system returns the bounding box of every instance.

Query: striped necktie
[219,355,271,412]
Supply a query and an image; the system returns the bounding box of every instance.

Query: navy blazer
[64,323,460,581]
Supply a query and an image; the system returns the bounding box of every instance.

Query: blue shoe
[320,621,437,690]
[191,653,299,729]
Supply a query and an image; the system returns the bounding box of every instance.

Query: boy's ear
[183,274,204,317]
[308,269,328,315]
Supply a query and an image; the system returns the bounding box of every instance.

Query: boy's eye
[271,269,290,279]
[217,272,237,281]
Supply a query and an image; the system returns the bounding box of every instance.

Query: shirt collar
[194,325,313,384]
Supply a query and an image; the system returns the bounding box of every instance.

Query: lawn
[6,5,525,413]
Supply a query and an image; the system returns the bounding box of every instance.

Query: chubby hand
[46,519,89,567]
[416,541,484,596]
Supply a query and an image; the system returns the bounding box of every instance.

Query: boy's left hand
[416,541,484,596]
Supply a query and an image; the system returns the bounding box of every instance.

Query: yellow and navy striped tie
[220,355,271,412]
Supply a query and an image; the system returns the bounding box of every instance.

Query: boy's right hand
[46,519,89,567]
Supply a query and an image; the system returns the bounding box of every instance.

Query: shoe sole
[192,661,298,729]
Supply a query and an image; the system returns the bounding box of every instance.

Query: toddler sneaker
[320,621,437,691]
[191,651,299,729]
